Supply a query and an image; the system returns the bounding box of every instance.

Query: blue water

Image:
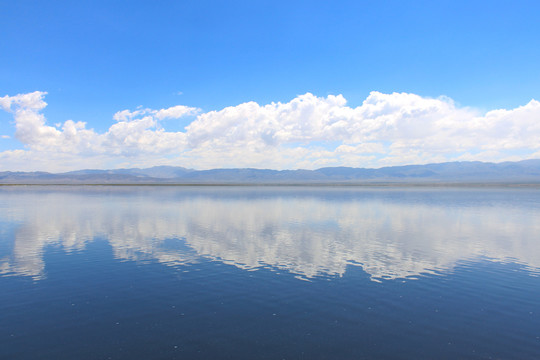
[1,186,539,359]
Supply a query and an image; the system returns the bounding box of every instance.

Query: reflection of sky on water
[1,186,539,281]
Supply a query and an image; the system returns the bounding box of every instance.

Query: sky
[1,0,540,172]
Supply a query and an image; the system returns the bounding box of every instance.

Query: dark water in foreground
[1,186,539,359]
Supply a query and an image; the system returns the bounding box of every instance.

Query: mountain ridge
[2,160,540,184]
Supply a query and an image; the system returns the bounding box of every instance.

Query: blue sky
[1,1,540,171]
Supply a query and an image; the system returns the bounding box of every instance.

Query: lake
[1,186,539,359]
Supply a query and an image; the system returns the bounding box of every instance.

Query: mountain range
[1,160,540,184]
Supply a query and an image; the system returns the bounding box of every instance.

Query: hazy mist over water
[1,186,539,359]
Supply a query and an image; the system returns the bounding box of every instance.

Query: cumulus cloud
[0,91,539,171]
[112,105,199,122]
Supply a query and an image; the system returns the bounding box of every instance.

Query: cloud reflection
[1,187,539,281]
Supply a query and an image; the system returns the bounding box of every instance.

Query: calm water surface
[0,186,539,359]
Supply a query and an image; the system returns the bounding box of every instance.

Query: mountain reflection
[1,186,539,281]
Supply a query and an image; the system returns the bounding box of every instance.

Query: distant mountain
[1,160,540,184]
[64,165,193,179]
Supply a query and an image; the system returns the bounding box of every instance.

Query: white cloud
[113,105,199,122]
[155,105,198,120]
[0,91,539,171]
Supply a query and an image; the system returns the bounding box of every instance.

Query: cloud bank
[1,91,539,171]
